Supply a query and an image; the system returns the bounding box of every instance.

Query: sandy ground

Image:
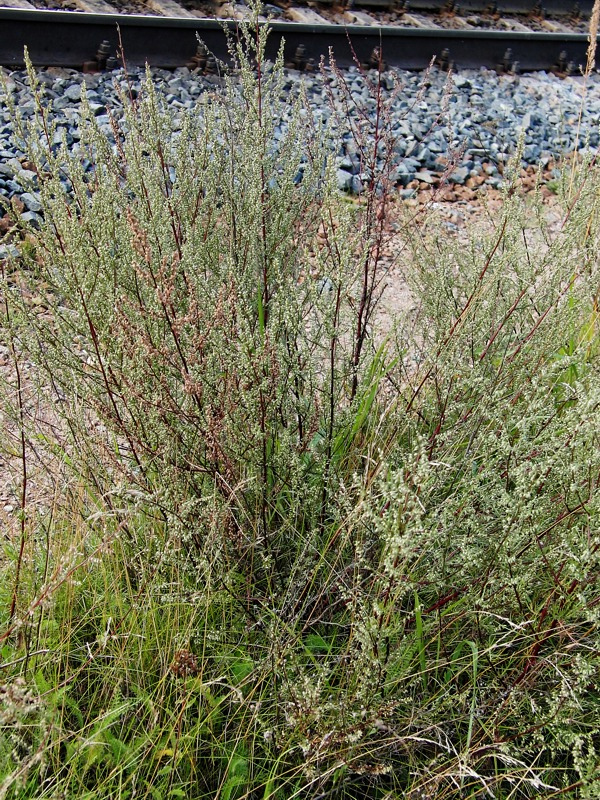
[379,173,565,331]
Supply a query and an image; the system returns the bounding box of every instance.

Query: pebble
[336,169,352,191]
[0,243,20,259]
[64,83,82,102]
[450,166,470,185]
[416,169,436,184]
[20,211,43,228]
[20,192,43,212]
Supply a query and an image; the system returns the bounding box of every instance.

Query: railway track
[0,0,597,72]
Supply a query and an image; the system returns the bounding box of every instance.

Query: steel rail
[0,7,594,70]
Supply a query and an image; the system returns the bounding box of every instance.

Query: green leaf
[231,656,254,685]
[414,592,427,693]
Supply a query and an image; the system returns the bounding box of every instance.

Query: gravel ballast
[1,62,600,253]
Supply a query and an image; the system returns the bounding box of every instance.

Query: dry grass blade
[587,0,600,74]
[568,0,600,196]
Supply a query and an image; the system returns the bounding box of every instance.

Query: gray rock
[52,130,74,147]
[0,243,20,260]
[2,61,600,205]
[53,95,71,111]
[88,102,106,116]
[83,74,100,89]
[18,102,35,117]
[399,188,416,200]
[20,192,43,212]
[317,276,334,294]
[522,144,541,162]
[15,169,38,186]
[339,155,360,175]
[337,169,352,191]
[416,169,436,184]
[64,83,82,102]
[403,157,422,172]
[350,175,364,194]
[21,210,43,228]
[450,166,470,185]
[454,75,471,89]
[391,163,415,186]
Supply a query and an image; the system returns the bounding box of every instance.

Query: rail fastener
[496,45,518,71]
[553,47,575,72]
[82,39,119,71]
[435,46,454,68]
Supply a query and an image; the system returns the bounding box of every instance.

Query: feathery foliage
[1,11,600,798]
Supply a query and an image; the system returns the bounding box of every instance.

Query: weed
[1,5,600,798]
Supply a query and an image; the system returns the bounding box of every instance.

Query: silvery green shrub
[5,29,388,588]
[3,22,600,798]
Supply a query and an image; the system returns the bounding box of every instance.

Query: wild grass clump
[2,13,600,799]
